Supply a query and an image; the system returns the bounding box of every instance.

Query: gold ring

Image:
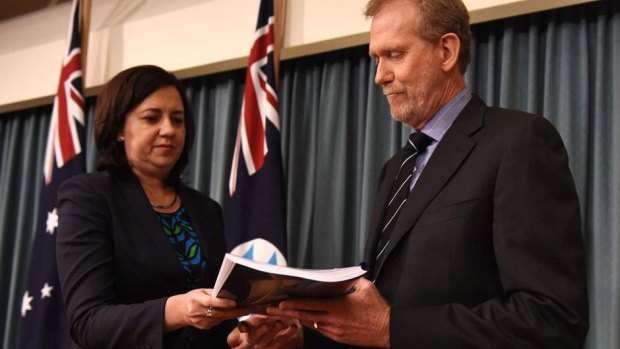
[313,321,319,330]
[206,307,213,318]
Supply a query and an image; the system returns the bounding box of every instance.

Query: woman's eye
[171,113,185,125]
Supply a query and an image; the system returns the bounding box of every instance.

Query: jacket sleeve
[390,116,589,348]
[56,175,166,349]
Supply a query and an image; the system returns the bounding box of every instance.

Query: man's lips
[384,90,404,96]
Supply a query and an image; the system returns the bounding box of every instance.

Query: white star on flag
[46,208,59,235]
[41,283,54,299]
[21,291,33,317]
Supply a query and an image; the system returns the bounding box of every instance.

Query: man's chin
[390,111,409,124]
[390,112,420,129]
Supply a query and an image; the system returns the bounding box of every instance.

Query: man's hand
[266,278,390,348]
[227,314,303,349]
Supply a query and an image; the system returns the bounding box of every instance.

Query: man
[236,0,589,347]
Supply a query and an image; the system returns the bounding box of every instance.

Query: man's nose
[374,60,394,86]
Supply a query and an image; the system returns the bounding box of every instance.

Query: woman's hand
[227,314,303,349]
[164,288,251,332]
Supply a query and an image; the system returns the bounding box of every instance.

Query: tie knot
[405,132,433,154]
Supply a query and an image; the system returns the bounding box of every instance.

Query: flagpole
[273,0,286,85]
[18,0,88,347]
[225,0,288,255]
[80,0,92,79]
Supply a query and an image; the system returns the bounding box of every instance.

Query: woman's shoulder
[56,172,119,215]
[60,171,115,191]
[178,184,223,219]
[178,184,220,206]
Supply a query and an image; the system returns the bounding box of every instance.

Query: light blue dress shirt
[409,89,472,191]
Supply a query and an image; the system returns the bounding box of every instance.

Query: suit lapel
[364,148,409,271]
[372,96,487,278]
[114,172,187,287]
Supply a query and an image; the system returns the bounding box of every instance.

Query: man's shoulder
[486,104,538,121]
[483,104,558,135]
[467,95,536,121]
[463,95,555,134]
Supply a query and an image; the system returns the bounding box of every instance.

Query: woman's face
[120,85,186,181]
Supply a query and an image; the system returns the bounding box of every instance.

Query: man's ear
[439,33,461,72]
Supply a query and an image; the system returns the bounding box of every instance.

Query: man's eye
[389,52,403,60]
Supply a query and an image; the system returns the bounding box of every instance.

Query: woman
[56,65,248,348]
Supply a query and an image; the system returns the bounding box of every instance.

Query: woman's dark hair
[94,65,195,183]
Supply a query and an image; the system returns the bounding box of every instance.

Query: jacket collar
[365,95,487,279]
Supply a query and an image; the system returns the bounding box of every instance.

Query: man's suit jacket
[362,96,588,348]
[56,170,233,349]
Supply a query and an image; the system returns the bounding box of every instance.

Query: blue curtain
[1,1,619,348]
[468,3,620,347]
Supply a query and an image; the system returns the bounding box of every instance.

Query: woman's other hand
[165,288,251,331]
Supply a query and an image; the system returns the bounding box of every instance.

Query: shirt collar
[414,89,472,142]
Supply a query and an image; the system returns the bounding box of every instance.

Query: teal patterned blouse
[156,207,207,289]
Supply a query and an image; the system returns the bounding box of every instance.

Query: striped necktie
[376,132,433,262]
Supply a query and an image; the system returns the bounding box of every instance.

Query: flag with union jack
[19,0,85,347]
[225,0,287,258]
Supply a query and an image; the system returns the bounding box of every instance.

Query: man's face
[368,0,445,129]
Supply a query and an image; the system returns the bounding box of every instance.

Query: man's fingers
[277,298,335,312]
[238,321,250,333]
[253,321,284,346]
[267,306,328,321]
[266,306,302,319]
[270,323,304,349]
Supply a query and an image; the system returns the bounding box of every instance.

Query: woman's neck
[135,172,178,212]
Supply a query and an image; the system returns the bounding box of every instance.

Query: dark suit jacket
[56,170,233,349]
[359,95,588,348]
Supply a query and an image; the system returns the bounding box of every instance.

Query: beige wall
[0,0,597,113]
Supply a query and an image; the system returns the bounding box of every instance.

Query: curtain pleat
[1,1,619,348]
[468,3,620,347]
[0,108,51,349]
[183,73,245,201]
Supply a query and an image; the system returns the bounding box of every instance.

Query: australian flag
[225,0,287,257]
[19,0,85,348]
